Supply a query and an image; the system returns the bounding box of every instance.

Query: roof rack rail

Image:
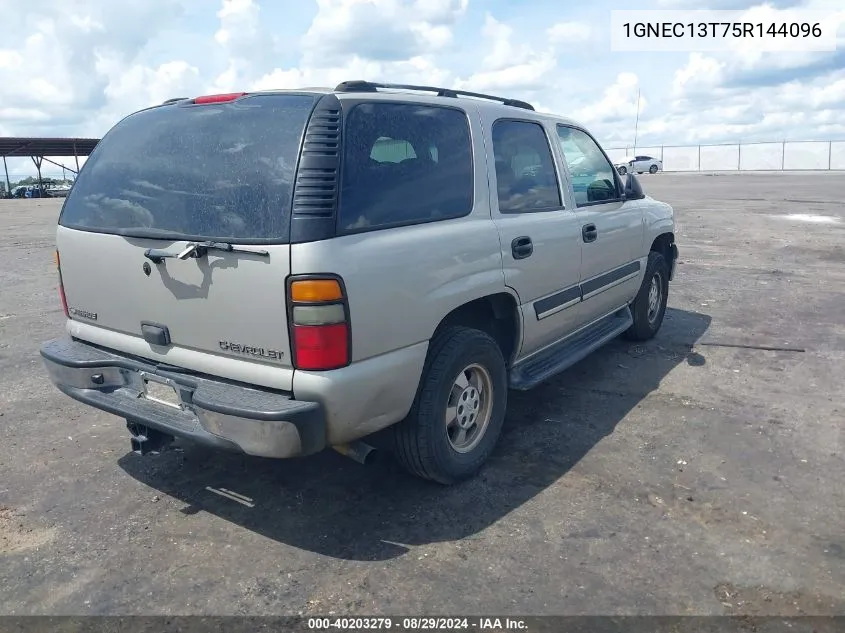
[333,80,535,111]
[162,97,189,105]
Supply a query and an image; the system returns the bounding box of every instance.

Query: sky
[1,0,844,178]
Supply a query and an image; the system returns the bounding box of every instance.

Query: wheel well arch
[432,293,521,365]
[650,232,674,260]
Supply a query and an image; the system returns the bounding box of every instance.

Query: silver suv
[41,81,678,485]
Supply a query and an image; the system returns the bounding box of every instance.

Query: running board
[509,307,633,391]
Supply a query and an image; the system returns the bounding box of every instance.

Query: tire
[649,164,659,174]
[637,171,643,174]
[391,326,508,485]
[617,166,627,175]
[624,251,669,341]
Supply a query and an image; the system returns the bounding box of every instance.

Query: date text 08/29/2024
[307,617,528,631]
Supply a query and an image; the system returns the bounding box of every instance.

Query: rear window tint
[338,103,473,232]
[60,94,316,243]
[492,120,562,213]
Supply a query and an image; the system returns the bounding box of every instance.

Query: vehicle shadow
[118,307,711,561]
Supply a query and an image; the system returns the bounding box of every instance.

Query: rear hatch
[56,93,319,391]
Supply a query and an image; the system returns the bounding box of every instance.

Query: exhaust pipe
[333,440,378,465]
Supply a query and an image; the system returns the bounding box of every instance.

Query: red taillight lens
[55,250,69,318]
[292,324,349,370]
[287,276,350,371]
[193,92,246,104]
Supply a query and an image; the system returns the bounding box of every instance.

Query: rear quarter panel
[292,217,506,362]
[291,215,508,444]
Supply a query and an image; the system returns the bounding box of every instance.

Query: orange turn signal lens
[290,279,343,303]
[54,250,60,268]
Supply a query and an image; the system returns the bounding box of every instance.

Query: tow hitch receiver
[127,421,174,456]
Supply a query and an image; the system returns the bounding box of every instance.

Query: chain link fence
[604,140,845,171]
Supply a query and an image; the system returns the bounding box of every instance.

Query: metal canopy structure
[1,137,100,195]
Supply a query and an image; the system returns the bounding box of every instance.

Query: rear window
[60,94,316,244]
[338,102,473,232]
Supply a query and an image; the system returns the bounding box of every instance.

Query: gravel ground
[0,173,843,616]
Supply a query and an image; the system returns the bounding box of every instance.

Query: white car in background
[616,155,663,175]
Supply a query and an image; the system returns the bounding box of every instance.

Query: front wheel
[649,164,659,174]
[617,166,627,175]
[391,327,507,484]
[624,251,669,341]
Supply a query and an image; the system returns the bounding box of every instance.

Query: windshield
[59,93,316,244]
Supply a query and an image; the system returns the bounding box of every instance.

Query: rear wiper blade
[144,241,270,264]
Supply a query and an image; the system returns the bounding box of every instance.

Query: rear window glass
[492,120,562,213]
[338,102,473,232]
[60,94,316,243]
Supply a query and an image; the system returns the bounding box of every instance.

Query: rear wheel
[649,164,659,174]
[624,251,669,341]
[617,166,627,175]
[392,327,507,484]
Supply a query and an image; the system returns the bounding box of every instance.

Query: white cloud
[251,56,452,92]
[454,13,559,93]
[672,53,724,97]
[212,0,277,92]
[0,51,24,68]
[302,0,467,64]
[410,0,469,24]
[104,61,203,110]
[455,60,557,93]
[0,0,192,136]
[655,58,845,144]
[0,108,51,123]
[546,21,592,43]
[479,14,533,71]
[573,72,643,126]
[812,77,845,107]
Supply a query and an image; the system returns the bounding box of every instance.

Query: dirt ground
[0,173,843,616]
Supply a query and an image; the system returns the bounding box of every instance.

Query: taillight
[192,92,246,104]
[54,250,69,318]
[287,277,349,371]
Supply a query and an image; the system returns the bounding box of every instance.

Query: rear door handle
[582,224,598,243]
[511,236,533,260]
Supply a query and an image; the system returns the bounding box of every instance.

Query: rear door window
[491,119,563,213]
[59,94,316,244]
[338,102,473,232]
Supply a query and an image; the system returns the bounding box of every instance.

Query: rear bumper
[40,338,326,458]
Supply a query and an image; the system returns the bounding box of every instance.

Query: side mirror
[623,173,645,200]
[587,179,617,203]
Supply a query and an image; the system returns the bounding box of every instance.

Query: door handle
[511,236,533,260]
[582,224,598,243]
